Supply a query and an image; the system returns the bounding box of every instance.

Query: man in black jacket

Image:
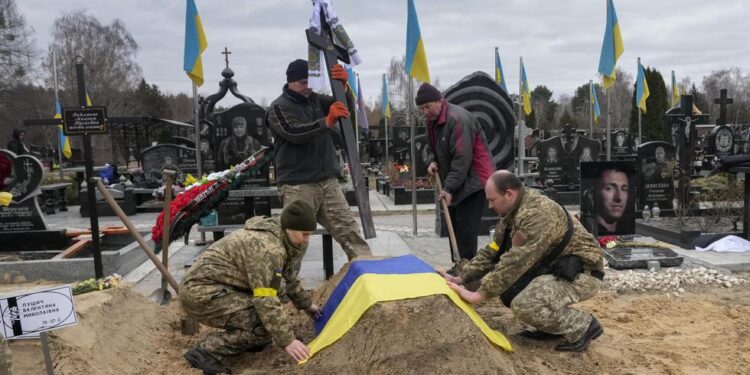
[266,59,371,261]
[417,83,495,262]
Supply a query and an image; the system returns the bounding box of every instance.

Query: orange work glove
[325,101,350,127]
[331,64,348,82]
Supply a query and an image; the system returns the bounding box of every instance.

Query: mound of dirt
[21,272,749,374]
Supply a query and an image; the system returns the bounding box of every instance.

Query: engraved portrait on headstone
[637,141,675,211]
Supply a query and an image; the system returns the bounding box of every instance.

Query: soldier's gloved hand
[331,64,348,83]
[284,339,311,362]
[305,304,322,319]
[325,101,350,127]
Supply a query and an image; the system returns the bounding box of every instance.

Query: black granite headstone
[141,144,197,186]
[212,102,269,171]
[637,141,675,211]
[580,161,636,235]
[611,129,632,157]
[709,125,734,158]
[538,137,566,185]
[0,150,47,232]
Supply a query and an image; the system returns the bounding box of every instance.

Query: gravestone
[213,102,269,171]
[665,95,709,208]
[140,144,197,187]
[412,133,429,178]
[714,89,733,126]
[580,161,636,236]
[0,150,67,251]
[709,125,734,158]
[611,129,632,157]
[637,141,675,212]
[392,125,412,165]
[538,137,566,185]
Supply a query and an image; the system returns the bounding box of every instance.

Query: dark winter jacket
[425,100,495,205]
[266,85,355,185]
[6,129,28,155]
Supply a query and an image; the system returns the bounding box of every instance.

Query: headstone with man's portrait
[580,161,636,236]
[637,141,675,212]
[140,144,197,187]
[709,125,734,158]
[538,137,566,185]
[610,130,632,157]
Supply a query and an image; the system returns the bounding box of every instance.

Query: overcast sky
[17,0,750,108]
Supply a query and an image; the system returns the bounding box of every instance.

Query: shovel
[435,175,461,263]
[159,170,176,305]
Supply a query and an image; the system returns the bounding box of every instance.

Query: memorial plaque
[212,102,269,171]
[0,150,47,231]
[580,161,636,235]
[538,137,565,185]
[62,107,108,135]
[637,141,675,211]
[570,134,601,185]
[709,125,734,158]
[141,144,197,185]
[611,130,632,156]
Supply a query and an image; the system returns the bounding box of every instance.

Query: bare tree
[0,0,37,89]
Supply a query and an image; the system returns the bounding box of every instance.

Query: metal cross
[713,89,734,126]
[221,47,232,69]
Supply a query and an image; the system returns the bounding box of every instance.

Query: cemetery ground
[2,198,750,374]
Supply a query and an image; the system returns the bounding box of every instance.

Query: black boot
[519,329,562,340]
[184,346,233,375]
[555,317,603,352]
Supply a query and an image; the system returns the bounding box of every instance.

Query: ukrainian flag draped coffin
[303,255,512,363]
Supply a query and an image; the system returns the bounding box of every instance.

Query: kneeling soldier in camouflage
[440,170,605,352]
[181,200,321,374]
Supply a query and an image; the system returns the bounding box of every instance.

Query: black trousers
[448,189,487,261]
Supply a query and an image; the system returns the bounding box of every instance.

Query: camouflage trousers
[181,284,271,359]
[280,177,371,260]
[0,334,12,375]
[510,273,602,342]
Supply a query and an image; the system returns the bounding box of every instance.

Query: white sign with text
[0,285,77,339]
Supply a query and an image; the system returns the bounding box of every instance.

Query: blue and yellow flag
[494,48,508,94]
[405,0,430,83]
[671,70,680,108]
[597,0,624,89]
[520,59,532,116]
[55,100,72,159]
[183,0,208,87]
[636,60,649,113]
[356,76,369,130]
[381,74,391,119]
[303,255,511,364]
[85,93,93,107]
[346,64,358,98]
[590,81,601,126]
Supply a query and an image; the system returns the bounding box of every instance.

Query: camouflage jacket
[460,188,603,299]
[181,216,311,348]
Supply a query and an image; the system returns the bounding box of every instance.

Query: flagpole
[637,57,642,144]
[589,80,594,137]
[355,73,360,155]
[517,57,523,176]
[52,49,64,179]
[193,83,202,178]
[606,88,611,161]
[409,77,417,235]
[383,73,389,169]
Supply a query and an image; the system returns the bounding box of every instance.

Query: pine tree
[628,67,669,142]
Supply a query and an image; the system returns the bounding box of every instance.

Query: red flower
[151,180,217,244]
[597,236,618,248]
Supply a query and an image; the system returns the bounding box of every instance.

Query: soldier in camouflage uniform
[181,201,321,374]
[441,170,605,352]
[0,333,12,375]
[266,59,371,261]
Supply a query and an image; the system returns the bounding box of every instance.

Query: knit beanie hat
[286,59,309,82]
[280,200,317,231]
[415,83,442,105]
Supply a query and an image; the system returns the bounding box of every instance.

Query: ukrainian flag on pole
[184,0,208,86]
[406,0,430,83]
[381,74,391,119]
[520,58,532,116]
[636,60,649,113]
[597,0,624,89]
[671,70,680,107]
[55,100,72,159]
[591,81,601,126]
[494,47,508,94]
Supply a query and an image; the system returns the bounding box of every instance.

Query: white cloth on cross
[308,0,362,91]
[695,235,750,252]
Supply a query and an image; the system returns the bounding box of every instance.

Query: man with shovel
[181,200,322,374]
[417,83,495,266]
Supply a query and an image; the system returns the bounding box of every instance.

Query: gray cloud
[17,0,749,110]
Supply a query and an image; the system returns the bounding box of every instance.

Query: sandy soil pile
[9,274,750,374]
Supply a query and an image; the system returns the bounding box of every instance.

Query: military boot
[555,316,603,352]
[184,346,233,375]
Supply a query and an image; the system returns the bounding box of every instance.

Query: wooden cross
[713,89,734,126]
[306,13,375,239]
[221,47,232,69]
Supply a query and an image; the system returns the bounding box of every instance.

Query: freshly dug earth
[8,277,750,374]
